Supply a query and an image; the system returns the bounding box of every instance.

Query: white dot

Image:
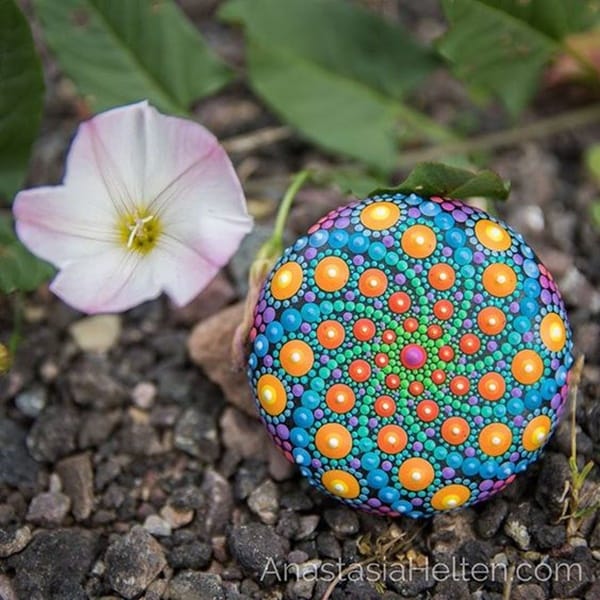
[452,427,461,435]
[491,436,502,446]
[445,497,458,508]
[524,363,534,373]
[290,352,302,363]
[369,278,378,287]
[261,389,274,403]
[415,235,425,245]
[327,267,337,277]
[333,483,345,493]
[387,435,397,445]
[328,437,340,449]
[496,274,507,284]
[278,271,292,285]
[336,394,345,403]
[411,471,422,481]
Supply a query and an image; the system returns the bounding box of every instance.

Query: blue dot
[507,398,524,415]
[520,298,538,318]
[435,212,455,231]
[290,427,310,447]
[248,353,257,369]
[301,303,320,323]
[378,486,400,504]
[524,390,542,410]
[293,407,314,428]
[498,462,514,479]
[446,228,467,248]
[479,460,498,478]
[523,278,541,298]
[494,403,507,417]
[293,236,308,251]
[266,321,284,342]
[556,366,568,386]
[447,452,463,469]
[542,379,558,399]
[293,448,311,466]
[368,242,387,261]
[254,334,269,357]
[393,500,413,513]
[359,438,374,452]
[516,460,529,472]
[421,201,441,216]
[513,316,531,333]
[302,390,320,409]
[348,233,369,253]
[329,229,349,249]
[281,308,302,331]
[367,469,389,489]
[361,452,380,470]
[462,457,480,476]
[309,230,329,248]
[523,259,539,278]
[434,446,448,460]
[454,247,473,265]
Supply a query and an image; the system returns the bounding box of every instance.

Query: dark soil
[1,2,599,599]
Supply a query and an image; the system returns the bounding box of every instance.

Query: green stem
[271,169,311,249]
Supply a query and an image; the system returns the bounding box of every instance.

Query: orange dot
[479,423,512,456]
[257,374,287,416]
[408,381,424,396]
[317,320,345,349]
[314,256,349,292]
[401,225,436,259]
[360,202,401,230]
[475,219,511,251]
[359,268,388,297]
[326,384,355,414]
[427,325,443,340]
[398,457,435,491]
[385,374,400,389]
[389,291,411,314]
[441,417,470,445]
[428,263,456,291]
[459,333,481,355]
[522,415,552,451]
[315,423,353,459]
[377,425,408,454]
[482,264,517,297]
[404,317,418,333]
[450,376,470,396]
[349,359,371,382]
[271,262,303,300]
[322,470,360,499]
[478,372,506,401]
[431,484,471,511]
[280,340,314,377]
[433,300,454,320]
[439,346,454,362]
[416,399,439,422]
[353,318,375,341]
[375,395,396,417]
[512,350,544,385]
[431,369,446,385]
[375,353,389,367]
[477,307,506,335]
[540,313,566,352]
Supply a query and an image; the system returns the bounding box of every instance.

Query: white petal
[151,234,222,307]
[13,186,116,268]
[50,248,161,314]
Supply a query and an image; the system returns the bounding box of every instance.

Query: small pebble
[70,315,122,353]
[143,515,172,537]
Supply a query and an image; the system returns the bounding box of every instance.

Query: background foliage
[1,0,600,292]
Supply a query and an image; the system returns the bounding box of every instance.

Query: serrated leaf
[0,0,45,204]
[220,0,452,173]
[34,0,231,114]
[439,0,600,116]
[373,162,510,201]
[0,214,54,293]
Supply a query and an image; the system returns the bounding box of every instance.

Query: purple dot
[314,409,324,419]
[300,323,311,334]
[345,291,355,301]
[442,467,455,479]
[283,441,292,451]
[311,459,321,468]
[395,273,406,285]
[541,289,552,304]
[381,460,392,471]
[350,458,361,469]
[473,293,483,304]
[267,424,276,435]
[383,235,394,247]
[487,341,497,352]
[513,415,524,427]
[413,442,423,451]
[349,417,359,426]
[523,332,534,343]
[480,479,494,491]
[412,497,424,506]
[305,248,317,260]
[510,452,520,462]
[408,207,421,218]
[332,369,342,379]
[513,254,524,265]
[276,424,290,440]
[264,356,273,367]
[442,247,453,257]
[368,418,378,428]
[474,252,485,264]
[263,307,276,323]
[292,384,303,397]
[465,447,475,457]
[305,291,316,302]
[368,498,382,507]
[442,202,454,211]
[343,312,352,322]
[353,255,364,266]
[540,275,550,289]
[453,210,468,222]
[320,355,329,365]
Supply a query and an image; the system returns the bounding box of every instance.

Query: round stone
[247,193,573,518]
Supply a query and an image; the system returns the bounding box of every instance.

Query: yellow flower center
[119,209,161,255]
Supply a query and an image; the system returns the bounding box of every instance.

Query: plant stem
[270,169,311,251]
[397,104,600,168]
[8,291,23,356]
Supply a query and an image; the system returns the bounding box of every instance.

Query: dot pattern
[248,193,573,518]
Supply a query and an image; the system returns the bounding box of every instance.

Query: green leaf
[586,143,600,185]
[220,0,452,172]
[373,162,510,201]
[438,0,600,116]
[323,169,385,198]
[0,214,54,293]
[0,0,45,204]
[34,0,231,114]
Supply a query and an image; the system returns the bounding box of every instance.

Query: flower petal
[13,186,116,268]
[50,248,161,314]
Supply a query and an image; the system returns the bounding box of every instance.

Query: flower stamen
[119,209,161,255]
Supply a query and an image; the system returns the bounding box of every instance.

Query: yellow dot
[256,374,287,416]
[401,225,436,259]
[280,340,314,377]
[322,470,360,499]
[540,313,566,352]
[475,219,511,251]
[271,262,303,300]
[360,202,400,230]
[431,484,471,511]
[512,349,544,385]
[522,415,552,451]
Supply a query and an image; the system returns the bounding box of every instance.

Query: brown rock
[56,453,95,521]
[188,303,257,417]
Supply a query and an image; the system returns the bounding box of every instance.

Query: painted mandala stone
[247,193,573,518]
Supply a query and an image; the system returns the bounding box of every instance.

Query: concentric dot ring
[249,192,573,518]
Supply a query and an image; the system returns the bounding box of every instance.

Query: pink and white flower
[13,101,252,313]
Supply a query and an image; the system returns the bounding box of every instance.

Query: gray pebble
[0,525,32,557]
[323,507,359,537]
[247,479,279,525]
[167,571,225,600]
[174,406,220,461]
[26,490,71,526]
[15,385,47,417]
